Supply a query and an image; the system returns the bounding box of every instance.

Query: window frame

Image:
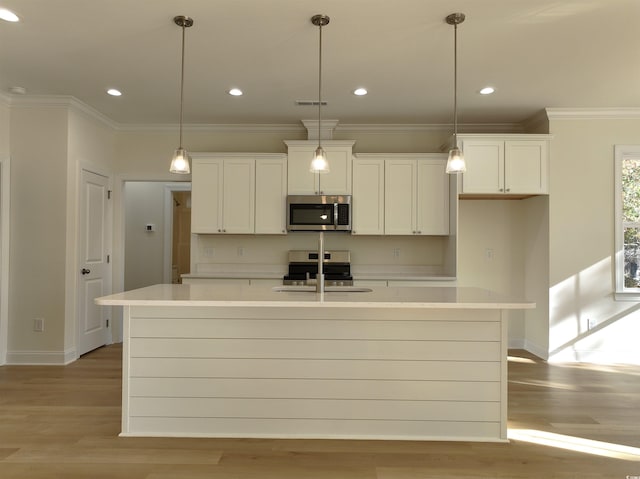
[614,145,640,300]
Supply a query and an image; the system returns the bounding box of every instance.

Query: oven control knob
[339,281,344,286]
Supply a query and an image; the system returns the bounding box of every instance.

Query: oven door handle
[333,203,338,230]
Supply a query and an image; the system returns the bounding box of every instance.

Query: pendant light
[169,15,194,174]
[310,14,330,174]
[445,12,466,174]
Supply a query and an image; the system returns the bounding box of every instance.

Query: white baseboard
[523,339,548,360]
[6,348,77,365]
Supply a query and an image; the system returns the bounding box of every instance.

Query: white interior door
[78,169,111,356]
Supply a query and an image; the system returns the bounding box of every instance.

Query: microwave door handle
[333,203,338,230]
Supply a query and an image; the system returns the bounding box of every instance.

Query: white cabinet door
[416,159,449,235]
[319,146,352,194]
[191,158,223,233]
[384,157,449,235]
[460,139,504,194]
[352,158,384,235]
[191,156,255,234]
[458,136,549,195]
[504,140,548,194]
[285,140,354,195]
[285,147,318,195]
[384,159,416,235]
[255,158,287,234]
[222,158,255,234]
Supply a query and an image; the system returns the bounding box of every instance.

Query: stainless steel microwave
[286,195,352,232]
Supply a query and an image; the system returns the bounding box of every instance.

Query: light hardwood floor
[1,345,639,478]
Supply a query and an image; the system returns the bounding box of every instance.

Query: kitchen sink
[272,285,373,293]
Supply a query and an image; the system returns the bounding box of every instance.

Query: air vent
[296,100,328,106]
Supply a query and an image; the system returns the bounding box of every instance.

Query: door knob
[81,268,91,275]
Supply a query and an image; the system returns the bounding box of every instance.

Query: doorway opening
[169,189,191,283]
[123,181,191,291]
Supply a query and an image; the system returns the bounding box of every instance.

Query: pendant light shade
[169,15,194,175]
[445,12,466,174]
[310,14,330,174]
[311,145,328,172]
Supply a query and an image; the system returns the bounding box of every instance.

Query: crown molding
[117,123,306,133]
[546,107,640,120]
[337,123,524,134]
[9,95,118,129]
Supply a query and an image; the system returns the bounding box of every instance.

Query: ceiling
[0,0,638,127]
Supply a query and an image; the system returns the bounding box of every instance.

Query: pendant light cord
[453,22,458,142]
[317,21,323,150]
[179,23,186,149]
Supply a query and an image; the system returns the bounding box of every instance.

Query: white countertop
[96,283,535,310]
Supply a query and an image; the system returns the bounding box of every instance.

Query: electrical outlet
[588,318,596,330]
[393,248,400,258]
[33,318,44,332]
[237,247,245,257]
[485,248,494,261]
[203,247,214,257]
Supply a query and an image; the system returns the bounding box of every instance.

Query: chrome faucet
[317,231,325,294]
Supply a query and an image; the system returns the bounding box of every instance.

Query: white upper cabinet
[284,140,355,195]
[416,159,450,235]
[191,155,256,234]
[352,157,385,235]
[354,154,450,236]
[456,134,550,195]
[255,157,288,234]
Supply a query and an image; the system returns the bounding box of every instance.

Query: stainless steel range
[283,250,353,286]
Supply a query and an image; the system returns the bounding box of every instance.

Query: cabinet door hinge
[106,254,110,264]
[107,190,112,199]
[106,318,110,328]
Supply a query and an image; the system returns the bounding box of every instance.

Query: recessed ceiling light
[228,88,243,96]
[106,88,122,97]
[479,86,495,95]
[0,8,19,22]
[353,88,368,96]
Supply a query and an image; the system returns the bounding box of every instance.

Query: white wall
[192,234,450,276]
[124,182,167,290]
[6,101,115,363]
[548,116,640,363]
[8,105,69,360]
[0,95,8,157]
[0,95,10,364]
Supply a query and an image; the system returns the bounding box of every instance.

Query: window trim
[614,145,640,300]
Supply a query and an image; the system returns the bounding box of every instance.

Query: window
[615,145,640,299]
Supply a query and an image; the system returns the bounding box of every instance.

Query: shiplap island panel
[97,284,534,442]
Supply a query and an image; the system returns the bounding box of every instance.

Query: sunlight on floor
[508,379,577,390]
[508,429,640,461]
[508,355,537,364]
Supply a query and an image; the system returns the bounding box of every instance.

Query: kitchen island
[96,283,534,442]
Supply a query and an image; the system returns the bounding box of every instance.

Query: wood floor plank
[0,345,639,478]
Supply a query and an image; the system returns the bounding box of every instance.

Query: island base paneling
[121,304,508,442]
